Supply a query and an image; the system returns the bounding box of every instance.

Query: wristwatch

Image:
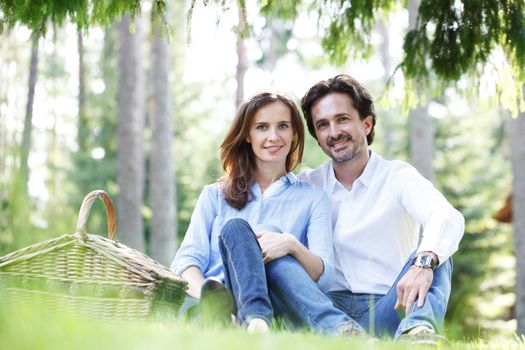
[411,254,437,270]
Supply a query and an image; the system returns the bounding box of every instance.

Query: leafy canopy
[0,0,167,33]
[2,0,525,108]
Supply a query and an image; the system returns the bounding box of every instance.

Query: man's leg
[218,218,273,327]
[358,252,453,338]
[265,255,363,334]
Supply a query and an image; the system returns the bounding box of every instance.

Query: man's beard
[325,134,363,163]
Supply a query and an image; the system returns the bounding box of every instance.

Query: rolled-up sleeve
[306,190,334,291]
[171,185,218,276]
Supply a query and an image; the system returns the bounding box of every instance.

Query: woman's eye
[256,125,267,130]
[278,123,290,129]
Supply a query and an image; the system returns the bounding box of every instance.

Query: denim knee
[220,218,254,240]
[219,218,261,253]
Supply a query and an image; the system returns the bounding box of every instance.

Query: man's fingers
[394,301,401,310]
[405,289,419,314]
[396,285,405,310]
[417,288,427,307]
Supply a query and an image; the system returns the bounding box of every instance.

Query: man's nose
[329,122,339,138]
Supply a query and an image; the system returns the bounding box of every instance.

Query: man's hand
[394,266,434,315]
[255,231,295,264]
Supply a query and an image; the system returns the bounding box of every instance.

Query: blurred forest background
[0,0,523,341]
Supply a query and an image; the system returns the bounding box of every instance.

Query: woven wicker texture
[0,190,187,320]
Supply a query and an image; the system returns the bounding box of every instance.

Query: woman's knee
[220,218,256,243]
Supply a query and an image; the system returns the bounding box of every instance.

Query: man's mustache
[327,134,353,147]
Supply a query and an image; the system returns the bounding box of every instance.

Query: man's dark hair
[301,74,376,145]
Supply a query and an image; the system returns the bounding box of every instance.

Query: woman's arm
[171,185,218,280]
[181,266,206,299]
[255,232,324,282]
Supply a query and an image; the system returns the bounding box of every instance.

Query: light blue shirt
[171,172,334,291]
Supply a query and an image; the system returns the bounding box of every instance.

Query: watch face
[413,255,435,269]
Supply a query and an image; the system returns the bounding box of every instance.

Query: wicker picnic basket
[0,190,187,320]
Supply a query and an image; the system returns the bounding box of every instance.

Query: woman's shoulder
[292,177,328,199]
[200,182,224,199]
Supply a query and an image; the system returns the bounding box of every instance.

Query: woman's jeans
[218,218,351,332]
[218,218,274,326]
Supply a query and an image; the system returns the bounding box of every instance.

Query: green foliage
[402,0,525,112]
[260,0,302,20]
[404,0,525,82]
[432,100,514,337]
[320,0,397,64]
[0,0,169,34]
[0,302,524,348]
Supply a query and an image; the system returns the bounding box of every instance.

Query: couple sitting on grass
[171,74,464,345]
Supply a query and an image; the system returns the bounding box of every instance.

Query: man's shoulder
[373,153,418,176]
[372,153,432,190]
[297,162,331,187]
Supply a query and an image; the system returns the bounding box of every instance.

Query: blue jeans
[327,252,453,338]
[219,218,354,333]
[218,218,273,326]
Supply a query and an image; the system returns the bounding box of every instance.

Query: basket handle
[75,190,117,240]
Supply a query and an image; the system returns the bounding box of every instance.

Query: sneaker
[397,326,449,346]
[340,321,377,342]
[200,278,236,326]
[246,318,270,334]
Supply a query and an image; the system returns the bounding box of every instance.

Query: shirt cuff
[315,258,334,292]
[171,259,204,277]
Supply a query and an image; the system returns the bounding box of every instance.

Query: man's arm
[392,164,464,313]
[395,251,438,314]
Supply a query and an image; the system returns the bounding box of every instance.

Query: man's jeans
[327,253,453,338]
[263,246,452,337]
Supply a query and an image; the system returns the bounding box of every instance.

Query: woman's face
[246,101,294,169]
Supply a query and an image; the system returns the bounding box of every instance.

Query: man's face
[311,92,372,163]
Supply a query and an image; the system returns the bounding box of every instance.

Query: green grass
[1,305,523,350]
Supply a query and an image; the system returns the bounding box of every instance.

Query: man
[297,74,464,343]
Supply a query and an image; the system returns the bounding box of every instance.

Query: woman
[171,92,336,333]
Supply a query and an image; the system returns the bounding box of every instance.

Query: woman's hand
[255,231,296,263]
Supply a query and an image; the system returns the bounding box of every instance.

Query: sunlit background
[0,0,516,340]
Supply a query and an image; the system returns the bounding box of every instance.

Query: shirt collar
[326,150,378,192]
[283,172,298,185]
[358,150,378,188]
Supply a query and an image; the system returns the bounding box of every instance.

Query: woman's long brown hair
[220,92,305,209]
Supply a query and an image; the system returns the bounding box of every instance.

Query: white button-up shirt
[298,151,464,295]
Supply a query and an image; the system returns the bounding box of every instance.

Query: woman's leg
[218,218,273,327]
[266,255,361,334]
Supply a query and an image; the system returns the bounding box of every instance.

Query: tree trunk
[378,20,395,158]
[235,4,247,108]
[20,35,39,186]
[149,15,177,266]
[510,105,525,335]
[408,0,435,183]
[117,16,145,251]
[77,29,88,152]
